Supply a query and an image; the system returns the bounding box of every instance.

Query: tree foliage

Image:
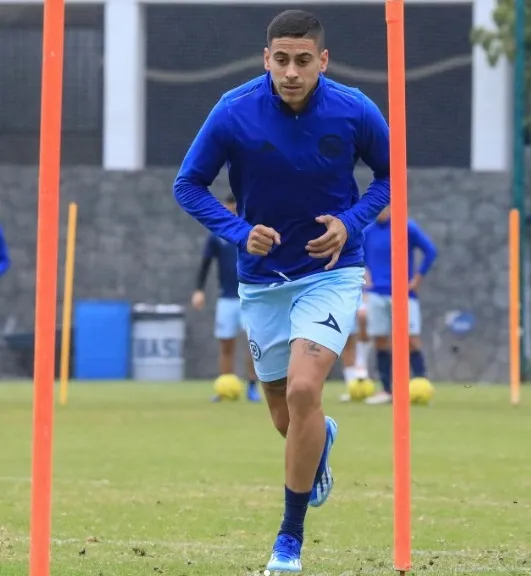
[470,0,530,64]
[470,0,530,119]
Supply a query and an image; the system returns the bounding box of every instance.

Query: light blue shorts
[239,267,365,382]
[366,292,422,337]
[214,297,245,340]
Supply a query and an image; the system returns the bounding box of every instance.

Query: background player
[174,10,390,573]
[339,274,372,401]
[363,206,438,405]
[190,194,261,403]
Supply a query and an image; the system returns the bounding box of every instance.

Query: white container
[131,303,185,381]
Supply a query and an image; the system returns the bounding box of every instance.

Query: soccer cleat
[266,534,302,573]
[309,416,338,508]
[364,391,392,405]
[247,385,261,402]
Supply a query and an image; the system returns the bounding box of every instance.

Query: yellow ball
[213,374,243,401]
[360,378,376,399]
[348,378,375,401]
[409,377,435,405]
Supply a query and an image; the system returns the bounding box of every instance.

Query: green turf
[0,381,530,576]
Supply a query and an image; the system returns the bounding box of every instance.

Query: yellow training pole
[509,208,521,405]
[60,202,78,406]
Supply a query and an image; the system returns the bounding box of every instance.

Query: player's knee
[286,377,321,415]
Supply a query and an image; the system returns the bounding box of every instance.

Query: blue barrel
[74,300,131,379]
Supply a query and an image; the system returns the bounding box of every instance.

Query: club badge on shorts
[248,339,261,361]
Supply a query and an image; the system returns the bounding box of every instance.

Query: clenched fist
[247,224,281,256]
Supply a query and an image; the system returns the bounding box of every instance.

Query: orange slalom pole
[509,208,521,405]
[386,0,411,574]
[29,0,66,572]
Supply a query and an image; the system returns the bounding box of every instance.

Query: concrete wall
[0,166,515,382]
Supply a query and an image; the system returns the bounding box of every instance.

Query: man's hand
[306,215,348,271]
[191,290,206,311]
[408,273,422,293]
[247,225,281,256]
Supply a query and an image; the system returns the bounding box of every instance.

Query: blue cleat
[247,385,261,402]
[266,534,302,573]
[309,416,338,507]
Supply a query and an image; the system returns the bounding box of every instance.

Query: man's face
[264,37,328,112]
[376,206,391,223]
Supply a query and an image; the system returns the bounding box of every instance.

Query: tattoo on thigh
[303,339,322,357]
[262,379,287,396]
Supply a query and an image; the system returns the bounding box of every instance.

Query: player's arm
[174,99,252,250]
[0,226,10,277]
[337,95,390,237]
[191,235,216,311]
[408,221,438,291]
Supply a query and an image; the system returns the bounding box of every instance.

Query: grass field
[0,381,530,576]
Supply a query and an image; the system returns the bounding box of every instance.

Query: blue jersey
[196,233,239,298]
[0,226,10,277]
[364,219,438,299]
[174,73,390,284]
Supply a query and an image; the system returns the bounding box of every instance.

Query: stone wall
[0,166,519,383]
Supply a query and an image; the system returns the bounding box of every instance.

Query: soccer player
[363,206,438,405]
[0,225,10,279]
[174,10,390,573]
[339,278,372,401]
[190,194,261,403]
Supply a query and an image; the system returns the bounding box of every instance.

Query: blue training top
[174,72,390,284]
[364,218,438,299]
[196,233,239,299]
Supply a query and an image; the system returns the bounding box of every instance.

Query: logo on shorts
[249,339,261,360]
[314,313,341,334]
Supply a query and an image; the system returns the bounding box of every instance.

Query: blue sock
[279,486,311,543]
[410,350,426,378]
[248,379,256,390]
[376,350,392,394]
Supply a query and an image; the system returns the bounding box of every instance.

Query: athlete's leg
[262,378,289,437]
[218,338,236,374]
[354,301,371,378]
[266,269,363,573]
[365,294,392,404]
[408,298,427,378]
[285,338,335,493]
[211,298,242,401]
[341,333,357,382]
[214,298,241,374]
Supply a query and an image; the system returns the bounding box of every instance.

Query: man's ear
[264,47,271,71]
[319,49,329,73]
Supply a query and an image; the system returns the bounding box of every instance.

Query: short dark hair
[224,193,236,204]
[267,10,325,51]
